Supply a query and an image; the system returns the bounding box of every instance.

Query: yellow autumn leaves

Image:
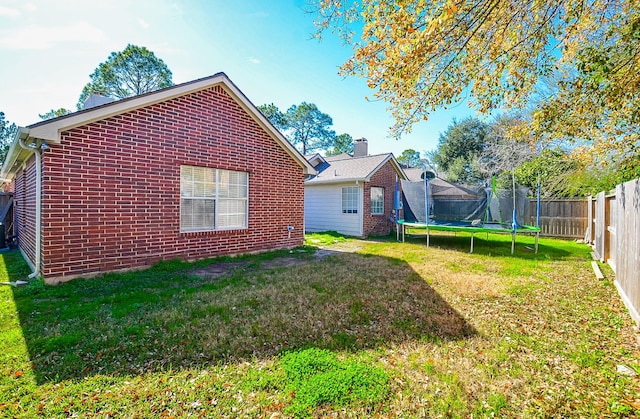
[314,0,639,167]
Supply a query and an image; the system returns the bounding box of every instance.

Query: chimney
[83,93,115,110]
[353,137,368,157]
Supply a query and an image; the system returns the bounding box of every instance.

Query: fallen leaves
[2,237,638,417]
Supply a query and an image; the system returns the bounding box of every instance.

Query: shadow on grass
[9,247,476,384]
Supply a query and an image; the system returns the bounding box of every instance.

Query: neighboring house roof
[430,179,482,198]
[305,153,407,185]
[404,167,426,182]
[324,153,352,161]
[1,72,316,180]
[403,167,482,198]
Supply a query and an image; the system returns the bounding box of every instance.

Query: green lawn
[1,232,638,417]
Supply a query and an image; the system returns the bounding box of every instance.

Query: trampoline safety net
[400,178,531,228]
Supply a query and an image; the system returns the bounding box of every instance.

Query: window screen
[180,166,248,232]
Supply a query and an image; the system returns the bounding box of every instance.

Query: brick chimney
[353,137,368,157]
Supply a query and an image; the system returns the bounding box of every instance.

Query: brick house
[304,138,407,237]
[1,73,315,284]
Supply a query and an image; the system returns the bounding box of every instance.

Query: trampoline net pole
[395,175,400,242]
[470,233,474,253]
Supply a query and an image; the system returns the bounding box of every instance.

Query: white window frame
[180,165,248,232]
[342,186,359,214]
[371,187,384,215]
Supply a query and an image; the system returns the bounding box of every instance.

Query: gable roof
[1,73,316,180]
[305,153,327,167]
[305,153,407,185]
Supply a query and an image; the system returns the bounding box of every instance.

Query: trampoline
[395,174,541,253]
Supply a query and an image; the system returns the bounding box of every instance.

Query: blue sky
[0,0,479,156]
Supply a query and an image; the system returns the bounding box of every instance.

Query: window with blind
[180,165,248,232]
[371,187,384,215]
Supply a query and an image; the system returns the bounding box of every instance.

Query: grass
[1,232,639,417]
[303,230,347,246]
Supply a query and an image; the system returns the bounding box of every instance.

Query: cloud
[0,21,106,50]
[138,18,150,29]
[248,57,261,65]
[0,5,20,17]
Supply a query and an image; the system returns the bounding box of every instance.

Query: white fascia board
[0,127,31,180]
[305,177,367,186]
[23,73,316,176]
[219,77,316,176]
[27,74,232,144]
[366,154,409,181]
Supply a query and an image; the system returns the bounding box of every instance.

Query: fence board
[587,196,594,244]
[614,179,640,324]
[594,192,606,260]
[529,198,588,238]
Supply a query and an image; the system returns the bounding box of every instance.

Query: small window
[371,187,384,215]
[342,186,359,214]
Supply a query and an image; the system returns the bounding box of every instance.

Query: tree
[514,148,583,197]
[77,44,173,109]
[397,149,421,167]
[311,0,639,153]
[0,112,18,163]
[39,108,72,121]
[327,133,354,156]
[430,118,487,183]
[479,115,535,177]
[257,103,288,131]
[284,103,336,154]
[529,10,640,166]
[259,102,336,154]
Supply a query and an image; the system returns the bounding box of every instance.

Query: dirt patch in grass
[190,240,368,278]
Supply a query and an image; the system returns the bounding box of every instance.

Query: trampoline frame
[397,219,540,253]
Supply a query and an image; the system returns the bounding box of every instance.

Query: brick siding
[30,85,305,283]
[362,160,401,237]
[13,155,38,269]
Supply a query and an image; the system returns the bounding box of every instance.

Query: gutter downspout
[17,133,43,279]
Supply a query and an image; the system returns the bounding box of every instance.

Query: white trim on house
[1,73,316,181]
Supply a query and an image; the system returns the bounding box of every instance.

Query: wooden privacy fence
[528,198,588,238]
[0,192,13,243]
[586,178,640,325]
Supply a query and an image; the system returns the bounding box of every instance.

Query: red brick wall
[13,155,38,269]
[362,159,401,237]
[40,85,305,282]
